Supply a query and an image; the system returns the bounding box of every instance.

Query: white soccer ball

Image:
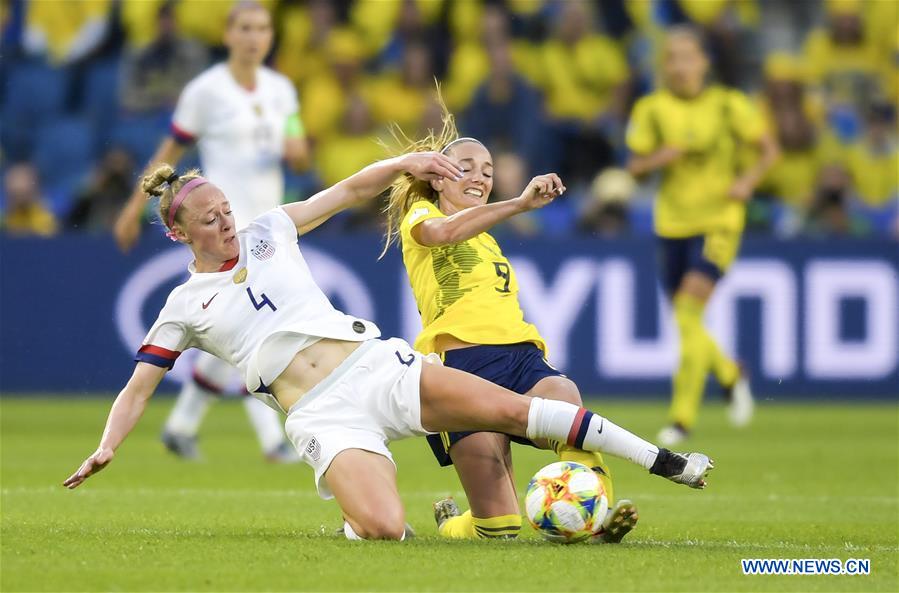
[525,461,608,543]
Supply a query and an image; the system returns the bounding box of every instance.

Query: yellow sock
[438,510,522,539]
[670,293,713,430]
[438,509,475,539]
[558,446,615,505]
[708,334,739,388]
[472,514,522,539]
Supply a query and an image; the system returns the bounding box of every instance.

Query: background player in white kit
[65,154,714,540]
[114,1,309,462]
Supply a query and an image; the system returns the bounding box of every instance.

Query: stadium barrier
[2,234,897,398]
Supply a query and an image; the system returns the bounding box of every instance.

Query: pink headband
[165,177,209,241]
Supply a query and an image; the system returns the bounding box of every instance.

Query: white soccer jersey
[135,208,381,411]
[171,63,299,228]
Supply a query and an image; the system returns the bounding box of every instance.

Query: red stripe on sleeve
[170,122,196,144]
[138,344,181,360]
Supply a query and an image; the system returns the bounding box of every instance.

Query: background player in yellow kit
[382,111,637,543]
[626,27,779,446]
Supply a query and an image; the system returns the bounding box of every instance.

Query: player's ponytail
[141,164,203,231]
[380,93,461,259]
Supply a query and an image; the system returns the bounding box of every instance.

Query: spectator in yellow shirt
[275,0,338,91]
[2,163,58,237]
[299,29,369,141]
[802,0,888,116]
[367,42,435,134]
[846,104,898,209]
[540,0,628,124]
[757,53,824,211]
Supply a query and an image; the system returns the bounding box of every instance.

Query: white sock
[343,521,407,541]
[527,398,659,470]
[242,397,287,453]
[164,381,215,436]
[343,521,365,540]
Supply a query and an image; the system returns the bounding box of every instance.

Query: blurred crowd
[1,0,896,239]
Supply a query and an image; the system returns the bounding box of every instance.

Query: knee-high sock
[242,397,286,453]
[438,510,521,539]
[472,514,521,539]
[164,381,215,436]
[527,398,659,470]
[670,293,738,429]
[556,445,615,505]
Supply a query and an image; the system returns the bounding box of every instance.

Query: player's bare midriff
[269,338,363,411]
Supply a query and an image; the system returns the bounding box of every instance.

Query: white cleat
[650,449,714,489]
[657,424,688,447]
[727,372,754,428]
[667,452,714,489]
[589,499,638,544]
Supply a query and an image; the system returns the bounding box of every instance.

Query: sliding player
[114,1,309,461]
[381,112,636,542]
[65,153,714,541]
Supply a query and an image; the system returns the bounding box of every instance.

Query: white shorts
[283,338,430,499]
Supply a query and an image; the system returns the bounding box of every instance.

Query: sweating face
[225,6,273,66]
[663,33,708,98]
[434,141,494,214]
[172,184,239,264]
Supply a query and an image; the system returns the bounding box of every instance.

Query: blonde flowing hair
[380,97,475,259]
[141,163,203,231]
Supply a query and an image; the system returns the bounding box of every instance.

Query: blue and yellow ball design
[525,461,608,543]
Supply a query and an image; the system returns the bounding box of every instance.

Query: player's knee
[353,507,406,540]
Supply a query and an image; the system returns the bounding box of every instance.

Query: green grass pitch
[2,397,897,592]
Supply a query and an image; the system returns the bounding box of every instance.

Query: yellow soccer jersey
[627,86,767,237]
[400,200,546,356]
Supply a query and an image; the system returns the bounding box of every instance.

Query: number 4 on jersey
[247,287,277,312]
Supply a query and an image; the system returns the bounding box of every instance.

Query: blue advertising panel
[1,233,897,398]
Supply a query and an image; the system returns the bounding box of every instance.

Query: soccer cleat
[657,423,689,447]
[264,441,301,463]
[589,499,638,544]
[403,522,416,539]
[433,497,461,530]
[650,449,714,489]
[726,369,754,428]
[160,430,201,461]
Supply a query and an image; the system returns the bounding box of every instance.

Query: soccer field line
[3,486,897,506]
[632,537,899,553]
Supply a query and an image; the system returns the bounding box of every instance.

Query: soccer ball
[525,461,608,543]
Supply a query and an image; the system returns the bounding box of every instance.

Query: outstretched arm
[412,173,564,247]
[281,152,463,235]
[63,362,167,489]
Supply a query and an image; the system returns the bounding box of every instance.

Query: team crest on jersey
[251,240,276,261]
[233,268,248,284]
[305,437,321,462]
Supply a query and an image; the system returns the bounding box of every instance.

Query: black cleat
[589,499,639,544]
[650,448,714,489]
[161,430,201,461]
